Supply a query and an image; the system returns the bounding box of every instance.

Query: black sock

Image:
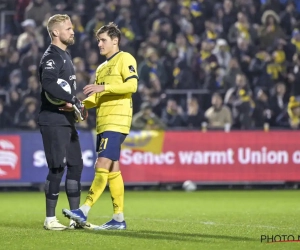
[65,178,81,210]
[45,168,65,217]
[65,164,82,211]
[46,197,58,217]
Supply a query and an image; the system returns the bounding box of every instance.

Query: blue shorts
[96,131,127,161]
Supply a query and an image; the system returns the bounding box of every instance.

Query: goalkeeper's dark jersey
[38,44,77,126]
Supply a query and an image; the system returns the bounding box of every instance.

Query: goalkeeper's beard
[61,37,75,46]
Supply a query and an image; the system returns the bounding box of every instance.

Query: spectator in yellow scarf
[291,29,300,53]
[202,20,218,42]
[228,12,257,45]
[249,48,274,90]
[287,96,300,129]
[182,21,200,47]
[267,48,286,81]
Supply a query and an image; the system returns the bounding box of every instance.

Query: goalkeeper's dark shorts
[96,131,127,161]
[40,125,83,169]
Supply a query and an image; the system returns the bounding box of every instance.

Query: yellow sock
[108,171,124,214]
[84,168,109,207]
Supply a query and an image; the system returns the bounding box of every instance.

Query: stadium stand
[1,0,300,130]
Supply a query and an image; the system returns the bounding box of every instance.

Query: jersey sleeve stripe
[97,114,132,117]
[124,75,139,82]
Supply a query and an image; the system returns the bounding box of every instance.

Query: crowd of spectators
[1,0,300,131]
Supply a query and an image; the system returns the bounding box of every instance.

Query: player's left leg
[95,133,127,230]
[95,160,126,230]
[65,126,84,229]
[109,161,125,222]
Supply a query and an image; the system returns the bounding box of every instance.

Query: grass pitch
[0,190,299,250]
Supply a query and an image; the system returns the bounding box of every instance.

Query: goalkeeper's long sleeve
[41,53,75,103]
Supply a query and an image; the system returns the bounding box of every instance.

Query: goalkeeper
[38,14,87,230]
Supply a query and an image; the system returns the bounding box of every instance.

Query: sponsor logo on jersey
[69,75,76,90]
[69,75,76,80]
[45,59,55,69]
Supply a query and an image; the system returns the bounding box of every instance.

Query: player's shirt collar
[50,44,65,52]
[50,44,70,55]
[107,50,122,61]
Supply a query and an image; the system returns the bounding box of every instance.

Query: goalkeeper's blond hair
[47,14,71,39]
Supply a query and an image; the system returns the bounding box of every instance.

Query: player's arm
[105,53,138,94]
[83,53,138,96]
[82,92,97,109]
[41,54,75,103]
[83,70,99,109]
[104,77,137,94]
[42,54,86,119]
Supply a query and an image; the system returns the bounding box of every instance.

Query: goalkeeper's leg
[40,126,71,231]
[65,127,84,229]
[44,167,67,230]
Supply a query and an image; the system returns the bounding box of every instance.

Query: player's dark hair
[96,22,121,45]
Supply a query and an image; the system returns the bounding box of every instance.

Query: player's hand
[83,84,105,96]
[72,97,88,121]
[59,102,74,112]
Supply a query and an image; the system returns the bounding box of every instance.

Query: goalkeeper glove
[71,96,88,121]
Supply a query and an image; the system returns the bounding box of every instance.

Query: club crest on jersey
[106,67,112,75]
[45,59,55,69]
[128,65,135,73]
